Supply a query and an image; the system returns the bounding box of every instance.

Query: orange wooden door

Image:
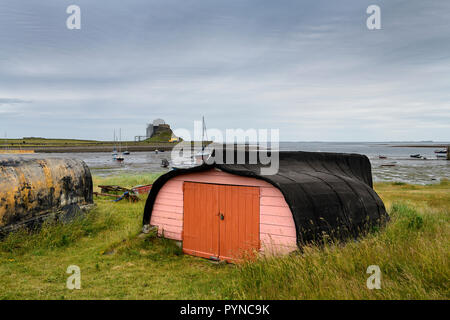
[183,182,220,259]
[183,182,260,262]
[218,185,260,262]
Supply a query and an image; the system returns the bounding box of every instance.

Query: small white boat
[193,116,211,164]
[112,128,125,162]
[161,159,169,168]
[123,143,130,155]
[194,150,211,164]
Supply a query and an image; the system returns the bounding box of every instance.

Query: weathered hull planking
[0,157,93,235]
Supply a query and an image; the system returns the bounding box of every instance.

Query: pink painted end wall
[150,168,297,254]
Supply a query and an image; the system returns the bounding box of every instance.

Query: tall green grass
[0,209,118,256]
[224,201,449,299]
[0,179,448,299]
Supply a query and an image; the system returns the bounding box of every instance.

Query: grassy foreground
[0,174,448,300]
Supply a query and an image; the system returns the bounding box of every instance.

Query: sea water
[1,142,448,184]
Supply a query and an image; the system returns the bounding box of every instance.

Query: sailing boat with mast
[112,129,124,162]
[116,129,124,162]
[112,129,118,159]
[194,116,211,164]
[123,141,130,155]
[171,116,210,170]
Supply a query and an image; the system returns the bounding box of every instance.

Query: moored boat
[161,158,169,167]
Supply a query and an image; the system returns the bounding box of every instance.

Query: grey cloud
[0,0,449,141]
[0,98,32,105]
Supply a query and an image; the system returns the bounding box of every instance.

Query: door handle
[219,213,224,220]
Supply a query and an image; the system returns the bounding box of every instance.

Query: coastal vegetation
[0,134,176,148]
[0,136,183,154]
[144,130,175,143]
[0,175,448,299]
[1,137,101,147]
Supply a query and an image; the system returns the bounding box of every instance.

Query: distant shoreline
[19,144,176,153]
[0,137,194,153]
[390,144,449,148]
[1,138,448,153]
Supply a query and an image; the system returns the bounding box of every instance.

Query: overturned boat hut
[142,151,388,261]
[0,157,93,236]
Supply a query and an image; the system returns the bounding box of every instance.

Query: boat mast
[202,116,208,152]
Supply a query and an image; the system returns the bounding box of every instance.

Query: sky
[0,0,449,142]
